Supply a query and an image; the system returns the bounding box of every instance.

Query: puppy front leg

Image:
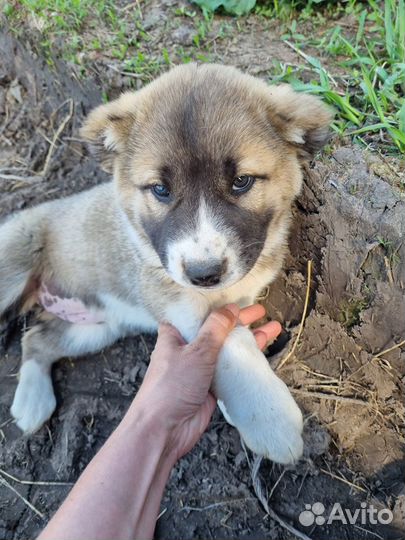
[214,326,303,464]
[165,305,303,464]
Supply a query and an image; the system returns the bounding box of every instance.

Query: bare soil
[0,4,404,539]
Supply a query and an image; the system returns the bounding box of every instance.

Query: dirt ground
[0,3,404,539]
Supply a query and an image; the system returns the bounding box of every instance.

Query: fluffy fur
[0,63,332,464]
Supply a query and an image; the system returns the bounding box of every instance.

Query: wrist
[122,393,179,467]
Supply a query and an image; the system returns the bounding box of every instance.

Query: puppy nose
[184,259,227,287]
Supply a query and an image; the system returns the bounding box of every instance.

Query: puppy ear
[266,85,333,158]
[80,92,138,172]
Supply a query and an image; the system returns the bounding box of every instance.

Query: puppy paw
[11,360,56,433]
[222,376,303,464]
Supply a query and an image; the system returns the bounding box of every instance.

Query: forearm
[39,398,175,540]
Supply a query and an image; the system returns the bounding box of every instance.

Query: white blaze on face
[166,199,242,288]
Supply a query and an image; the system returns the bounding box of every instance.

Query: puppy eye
[151,184,171,202]
[232,175,255,194]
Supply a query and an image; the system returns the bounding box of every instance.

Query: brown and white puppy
[0,64,331,464]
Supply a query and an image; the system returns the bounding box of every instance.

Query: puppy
[0,63,331,464]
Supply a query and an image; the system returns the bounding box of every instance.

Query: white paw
[11,360,56,433]
[215,327,303,464]
[230,375,304,464]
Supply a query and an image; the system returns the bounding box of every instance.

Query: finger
[254,330,268,350]
[253,320,282,350]
[155,322,187,351]
[238,304,266,326]
[190,304,239,356]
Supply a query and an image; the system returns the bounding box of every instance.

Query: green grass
[3,0,215,77]
[3,0,137,65]
[267,0,405,154]
[377,236,401,267]
[339,296,369,329]
[3,0,404,154]
[189,0,404,154]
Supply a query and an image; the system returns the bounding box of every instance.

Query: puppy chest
[99,293,158,332]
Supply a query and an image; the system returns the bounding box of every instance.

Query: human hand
[133,304,281,462]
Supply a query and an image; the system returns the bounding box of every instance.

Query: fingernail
[224,303,239,318]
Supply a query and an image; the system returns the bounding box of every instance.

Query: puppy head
[81,64,332,290]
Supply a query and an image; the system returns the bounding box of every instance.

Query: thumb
[189,304,239,357]
[155,322,186,351]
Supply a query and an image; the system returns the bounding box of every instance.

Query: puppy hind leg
[11,318,118,434]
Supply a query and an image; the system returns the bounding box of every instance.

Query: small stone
[172,25,194,46]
